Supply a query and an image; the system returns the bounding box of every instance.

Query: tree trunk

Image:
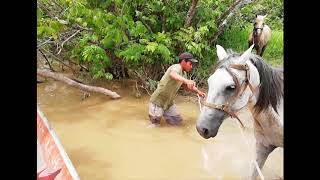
[38,49,55,72]
[184,0,199,27]
[216,0,242,25]
[161,0,168,32]
[37,2,55,18]
[37,70,121,99]
[210,0,252,45]
[38,47,75,72]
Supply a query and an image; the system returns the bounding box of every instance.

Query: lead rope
[196,95,265,180]
[235,120,265,180]
[197,94,202,112]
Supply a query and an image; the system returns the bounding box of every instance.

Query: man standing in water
[148,52,206,126]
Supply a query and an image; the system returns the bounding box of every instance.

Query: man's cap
[179,52,198,63]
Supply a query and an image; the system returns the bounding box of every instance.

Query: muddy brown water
[37,79,283,180]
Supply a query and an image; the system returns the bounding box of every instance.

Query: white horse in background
[196,45,283,179]
[248,14,272,57]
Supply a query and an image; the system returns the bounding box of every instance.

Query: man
[148,52,206,126]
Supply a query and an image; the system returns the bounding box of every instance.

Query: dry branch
[37,69,121,99]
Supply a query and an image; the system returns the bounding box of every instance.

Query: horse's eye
[226,85,236,91]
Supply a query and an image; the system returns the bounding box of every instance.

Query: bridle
[253,26,264,32]
[252,23,264,45]
[253,22,264,32]
[253,23,264,38]
[200,63,257,129]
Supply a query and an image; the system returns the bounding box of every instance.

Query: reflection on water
[37,79,283,180]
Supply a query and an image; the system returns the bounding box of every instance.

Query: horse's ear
[239,44,255,64]
[263,14,267,18]
[216,45,228,61]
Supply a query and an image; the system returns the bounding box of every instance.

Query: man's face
[182,60,193,72]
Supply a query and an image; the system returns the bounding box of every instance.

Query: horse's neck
[250,97,283,125]
[247,63,283,126]
[248,97,283,147]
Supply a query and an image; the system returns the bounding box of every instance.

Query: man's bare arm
[169,71,195,89]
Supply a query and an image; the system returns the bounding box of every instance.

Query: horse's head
[253,14,267,35]
[196,45,261,139]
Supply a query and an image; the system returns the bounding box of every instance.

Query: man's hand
[184,79,196,89]
[190,85,206,98]
[197,90,206,98]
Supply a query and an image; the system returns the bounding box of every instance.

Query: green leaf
[139,39,149,44]
[91,34,99,42]
[103,55,111,66]
[37,9,43,20]
[156,44,172,63]
[194,31,202,42]
[52,34,58,40]
[105,72,113,80]
[113,29,122,44]
[37,26,44,36]
[155,32,166,43]
[130,21,148,38]
[76,18,82,23]
[101,36,114,49]
[146,42,158,53]
[119,43,145,63]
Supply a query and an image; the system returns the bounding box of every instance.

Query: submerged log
[37,69,121,99]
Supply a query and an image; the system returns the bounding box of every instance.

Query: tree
[37,0,283,91]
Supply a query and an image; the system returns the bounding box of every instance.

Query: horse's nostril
[203,128,209,136]
[196,126,210,138]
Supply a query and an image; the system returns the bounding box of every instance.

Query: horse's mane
[211,51,283,114]
[248,54,283,114]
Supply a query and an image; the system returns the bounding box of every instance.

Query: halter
[200,63,256,129]
[253,24,264,39]
[253,22,264,32]
[253,27,264,31]
[253,24,264,44]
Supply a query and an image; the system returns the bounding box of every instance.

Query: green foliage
[156,44,172,63]
[37,12,66,40]
[119,43,145,63]
[86,0,112,9]
[130,21,148,38]
[234,0,283,30]
[81,45,112,78]
[37,0,283,88]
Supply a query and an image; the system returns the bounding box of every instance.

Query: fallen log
[37,69,121,99]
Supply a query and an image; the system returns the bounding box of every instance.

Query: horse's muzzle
[196,125,218,139]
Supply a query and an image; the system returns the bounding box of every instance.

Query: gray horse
[196,45,283,179]
[248,15,272,57]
